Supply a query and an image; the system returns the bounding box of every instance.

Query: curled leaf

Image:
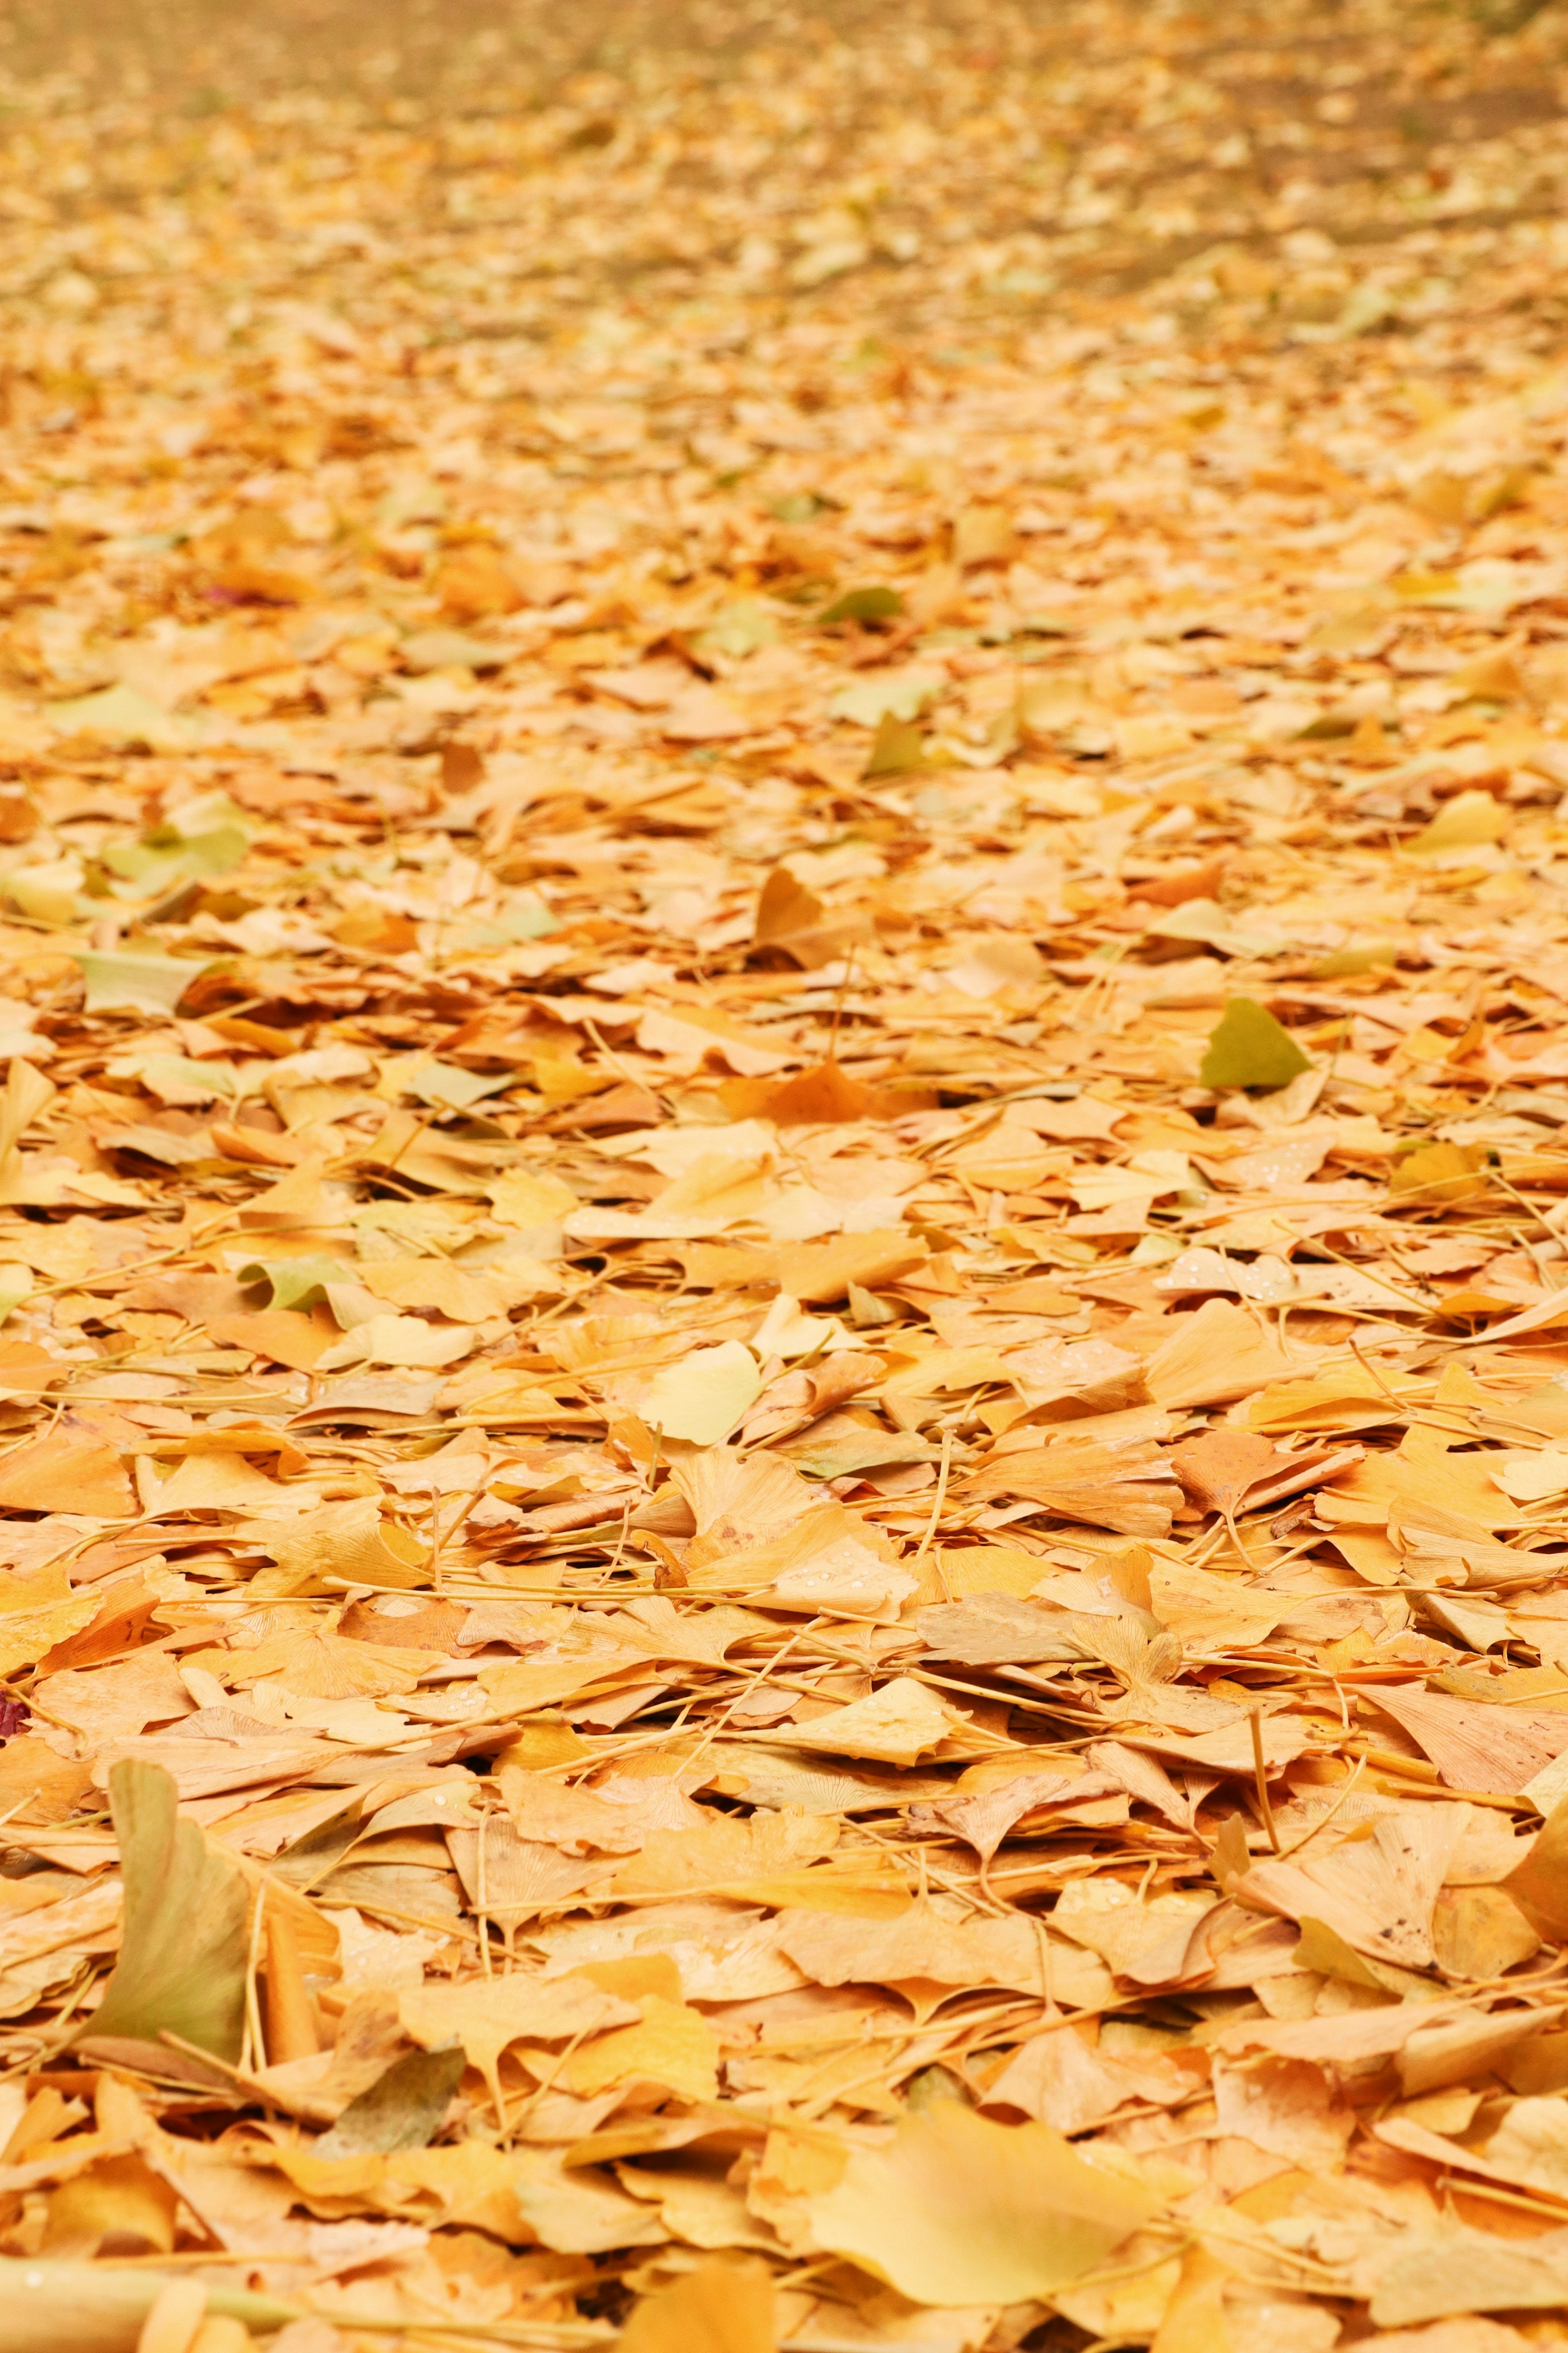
[78,1760,249,2065]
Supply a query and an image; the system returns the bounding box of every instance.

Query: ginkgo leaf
[1369,2228,1568,2328]
[316,1311,477,1369]
[0,1587,102,1677]
[1388,1139,1491,1206]
[907,1768,1123,1864]
[1144,1299,1299,1410]
[316,2044,466,2155]
[397,1974,635,2119]
[79,1760,250,2063]
[74,950,217,1016]
[1199,997,1311,1090]
[0,1428,136,1519]
[561,1993,721,2101]
[620,2256,775,2353]
[820,584,903,623]
[1167,1428,1283,1515]
[237,1253,348,1310]
[640,1340,764,1445]
[1503,1792,1568,1939]
[779,1676,959,1764]
[0,1057,53,1158]
[755,865,826,946]
[1408,788,1508,854]
[50,681,211,751]
[13,32,1568,2349]
[610,1808,839,1897]
[255,1497,430,1596]
[807,2102,1158,2304]
[863,710,927,776]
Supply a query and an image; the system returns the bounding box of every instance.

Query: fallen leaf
[78,1760,249,2063]
[7,29,1568,2347]
[807,2102,1157,2304]
[620,2256,776,2353]
[0,1430,134,1519]
[1200,998,1312,1091]
[1167,1429,1284,1516]
[396,1973,636,2118]
[316,2045,466,2156]
[640,1342,764,1445]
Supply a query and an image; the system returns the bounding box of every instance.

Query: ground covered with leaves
[11,2,1568,2349]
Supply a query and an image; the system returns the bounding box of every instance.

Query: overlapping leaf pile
[6,4,1568,2351]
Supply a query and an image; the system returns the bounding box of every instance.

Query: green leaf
[641,1340,764,1445]
[80,1759,249,2063]
[1407,787,1508,856]
[769,491,830,522]
[101,823,249,888]
[316,2044,467,2155]
[694,600,781,662]
[74,951,218,1015]
[820,584,903,624]
[46,681,209,754]
[238,1254,348,1311]
[863,711,928,777]
[1199,997,1311,1091]
[784,1430,940,1479]
[405,1059,516,1113]
[103,1051,238,1106]
[832,675,933,727]
[503,899,558,940]
[1310,942,1397,979]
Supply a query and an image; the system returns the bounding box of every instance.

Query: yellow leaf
[640,1341,764,1445]
[145,1450,284,1512]
[0,1427,135,1519]
[779,1675,961,1765]
[0,1057,53,1158]
[358,1258,513,1320]
[254,1496,429,1597]
[0,1588,101,1678]
[42,2152,178,2259]
[807,2103,1158,2304]
[562,1994,721,2102]
[398,1974,635,2117]
[1408,788,1508,854]
[315,1311,476,1370]
[1144,1300,1298,1411]
[1388,1140,1490,1206]
[486,1168,579,1236]
[221,1619,425,1699]
[1149,2247,1235,2353]
[612,1809,839,1898]
[1503,1791,1568,1941]
[620,2256,776,2353]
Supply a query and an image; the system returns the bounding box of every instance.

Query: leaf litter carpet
[10,3,1568,2349]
